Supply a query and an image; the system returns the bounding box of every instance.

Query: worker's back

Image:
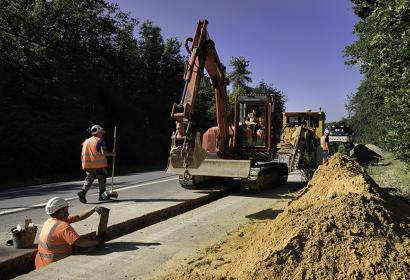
[35,217,78,269]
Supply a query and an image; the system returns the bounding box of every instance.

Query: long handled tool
[107,126,118,199]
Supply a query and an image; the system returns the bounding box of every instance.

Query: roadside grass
[365,151,410,202]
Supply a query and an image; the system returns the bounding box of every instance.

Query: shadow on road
[88,198,188,205]
[233,180,306,199]
[0,175,175,201]
[0,183,82,201]
[246,208,284,220]
[188,179,305,200]
[77,241,161,256]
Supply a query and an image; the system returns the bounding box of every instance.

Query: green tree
[344,78,386,146]
[194,76,216,133]
[136,21,185,159]
[345,0,410,162]
[227,56,253,121]
[228,56,252,94]
[0,0,184,182]
[252,82,287,143]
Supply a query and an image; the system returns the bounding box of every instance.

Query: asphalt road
[0,170,180,244]
[15,172,304,280]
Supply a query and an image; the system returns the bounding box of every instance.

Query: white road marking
[0,172,170,195]
[0,177,178,216]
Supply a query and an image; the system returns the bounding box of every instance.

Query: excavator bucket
[166,132,251,178]
[168,132,208,170]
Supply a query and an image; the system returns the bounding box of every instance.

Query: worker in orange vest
[320,129,330,164]
[78,124,116,203]
[35,197,104,269]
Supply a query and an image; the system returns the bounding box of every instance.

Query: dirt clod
[162,154,410,280]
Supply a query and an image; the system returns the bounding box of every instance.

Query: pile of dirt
[162,153,410,280]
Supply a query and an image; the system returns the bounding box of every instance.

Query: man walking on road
[35,197,105,269]
[321,129,330,164]
[78,124,116,203]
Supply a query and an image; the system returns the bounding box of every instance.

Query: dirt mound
[162,154,410,280]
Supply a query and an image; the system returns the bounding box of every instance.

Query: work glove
[95,206,109,215]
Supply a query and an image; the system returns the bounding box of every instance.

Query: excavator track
[241,162,288,192]
[176,161,288,192]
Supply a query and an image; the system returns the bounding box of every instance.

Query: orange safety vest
[81,136,108,169]
[35,218,76,269]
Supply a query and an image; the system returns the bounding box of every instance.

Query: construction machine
[327,122,353,155]
[166,20,321,191]
[275,110,326,172]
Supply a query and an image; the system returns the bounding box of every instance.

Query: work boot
[98,192,112,201]
[77,191,87,204]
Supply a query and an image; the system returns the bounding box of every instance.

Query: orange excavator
[167,20,293,191]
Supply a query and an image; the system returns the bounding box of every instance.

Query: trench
[0,185,238,279]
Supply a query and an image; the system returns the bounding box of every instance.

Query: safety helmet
[91,124,105,135]
[45,197,69,215]
[324,129,330,134]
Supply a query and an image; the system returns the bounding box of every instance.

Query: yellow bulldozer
[276,110,326,172]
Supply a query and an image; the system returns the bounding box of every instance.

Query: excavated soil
[162,153,410,280]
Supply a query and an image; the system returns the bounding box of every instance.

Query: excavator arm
[167,20,251,186]
[171,20,230,154]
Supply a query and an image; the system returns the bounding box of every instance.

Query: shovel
[107,126,118,199]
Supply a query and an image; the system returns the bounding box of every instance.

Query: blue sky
[110,0,362,121]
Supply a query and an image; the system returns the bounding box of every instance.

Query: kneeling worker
[35,197,104,269]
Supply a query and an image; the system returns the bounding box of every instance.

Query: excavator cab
[234,95,272,151]
[236,103,267,147]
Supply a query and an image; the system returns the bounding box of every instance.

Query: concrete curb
[0,187,234,279]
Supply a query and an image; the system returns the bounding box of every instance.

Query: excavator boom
[171,20,230,153]
[167,20,242,181]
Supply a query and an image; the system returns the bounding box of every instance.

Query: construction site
[1,1,410,280]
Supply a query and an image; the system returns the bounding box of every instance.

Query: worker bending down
[78,124,116,203]
[35,197,105,269]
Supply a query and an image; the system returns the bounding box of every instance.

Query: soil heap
[162,153,410,280]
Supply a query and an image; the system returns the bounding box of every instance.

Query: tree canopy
[0,0,184,181]
[0,1,287,184]
[228,56,253,95]
[345,0,410,162]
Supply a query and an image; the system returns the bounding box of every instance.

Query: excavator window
[237,103,267,147]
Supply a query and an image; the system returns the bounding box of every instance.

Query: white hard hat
[91,124,105,135]
[324,129,330,134]
[45,197,69,215]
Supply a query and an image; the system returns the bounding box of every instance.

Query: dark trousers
[82,168,107,194]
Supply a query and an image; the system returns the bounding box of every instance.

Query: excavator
[166,20,322,191]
